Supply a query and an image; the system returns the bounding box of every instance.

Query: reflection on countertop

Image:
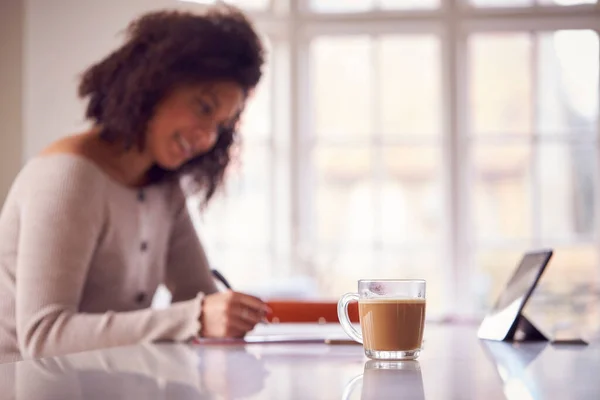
[0,324,597,400]
[10,344,270,400]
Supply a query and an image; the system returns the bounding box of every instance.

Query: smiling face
[146,81,244,170]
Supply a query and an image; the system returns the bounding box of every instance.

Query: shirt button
[136,292,146,304]
[138,190,145,202]
[140,241,148,251]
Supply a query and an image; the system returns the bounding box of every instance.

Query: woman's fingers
[233,292,270,316]
[200,290,270,338]
[231,305,263,325]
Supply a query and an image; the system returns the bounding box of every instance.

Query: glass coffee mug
[337,279,426,360]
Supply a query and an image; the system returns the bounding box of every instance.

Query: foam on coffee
[358,298,426,352]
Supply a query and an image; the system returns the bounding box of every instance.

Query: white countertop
[0,323,597,399]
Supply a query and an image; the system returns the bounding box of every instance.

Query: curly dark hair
[78,5,265,204]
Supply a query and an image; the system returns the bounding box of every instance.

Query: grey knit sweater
[0,154,217,363]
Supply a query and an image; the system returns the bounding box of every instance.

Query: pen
[211,269,233,290]
[211,269,271,324]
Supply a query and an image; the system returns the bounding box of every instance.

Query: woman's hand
[199,290,269,338]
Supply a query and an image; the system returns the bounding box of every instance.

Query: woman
[0,5,269,363]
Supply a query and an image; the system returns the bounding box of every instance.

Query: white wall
[23,0,207,159]
[0,0,24,203]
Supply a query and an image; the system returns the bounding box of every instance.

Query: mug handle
[337,293,362,344]
[341,374,363,400]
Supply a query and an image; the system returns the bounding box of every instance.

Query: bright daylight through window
[182,0,600,330]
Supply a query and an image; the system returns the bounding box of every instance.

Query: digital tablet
[477,249,553,341]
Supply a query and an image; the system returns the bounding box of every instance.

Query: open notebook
[191,323,360,345]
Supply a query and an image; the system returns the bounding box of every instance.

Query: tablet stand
[478,310,549,342]
[508,314,549,342]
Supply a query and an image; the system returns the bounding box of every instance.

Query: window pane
[471,144,532,242]
[525,246,600,336]
[308,249,377,301]
[196,144,271,248]
[469,33,532,136]
[241,64,271,141]
[537,142,597,241]
[379,35,441,136]
[309,0,374,13]
[381,146,442,244]
[313,146,374,244]
[537,30,599,135]
[209,252,274,293]
[311,36,372,138]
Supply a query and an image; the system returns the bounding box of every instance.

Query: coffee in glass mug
[337,279,426,360]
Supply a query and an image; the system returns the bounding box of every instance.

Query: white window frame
[189,0,600,316]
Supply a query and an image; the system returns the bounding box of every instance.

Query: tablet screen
[490,250,553,314]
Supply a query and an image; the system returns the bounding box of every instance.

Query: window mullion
[372,35,383,255]
[531,31,541,247]
[444,0,469,317]
[595,28,600,280]
[289,0,307,274]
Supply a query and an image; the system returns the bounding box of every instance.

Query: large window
[306,33,445,314]
[184,0,600,326]
[467,29,599,331]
